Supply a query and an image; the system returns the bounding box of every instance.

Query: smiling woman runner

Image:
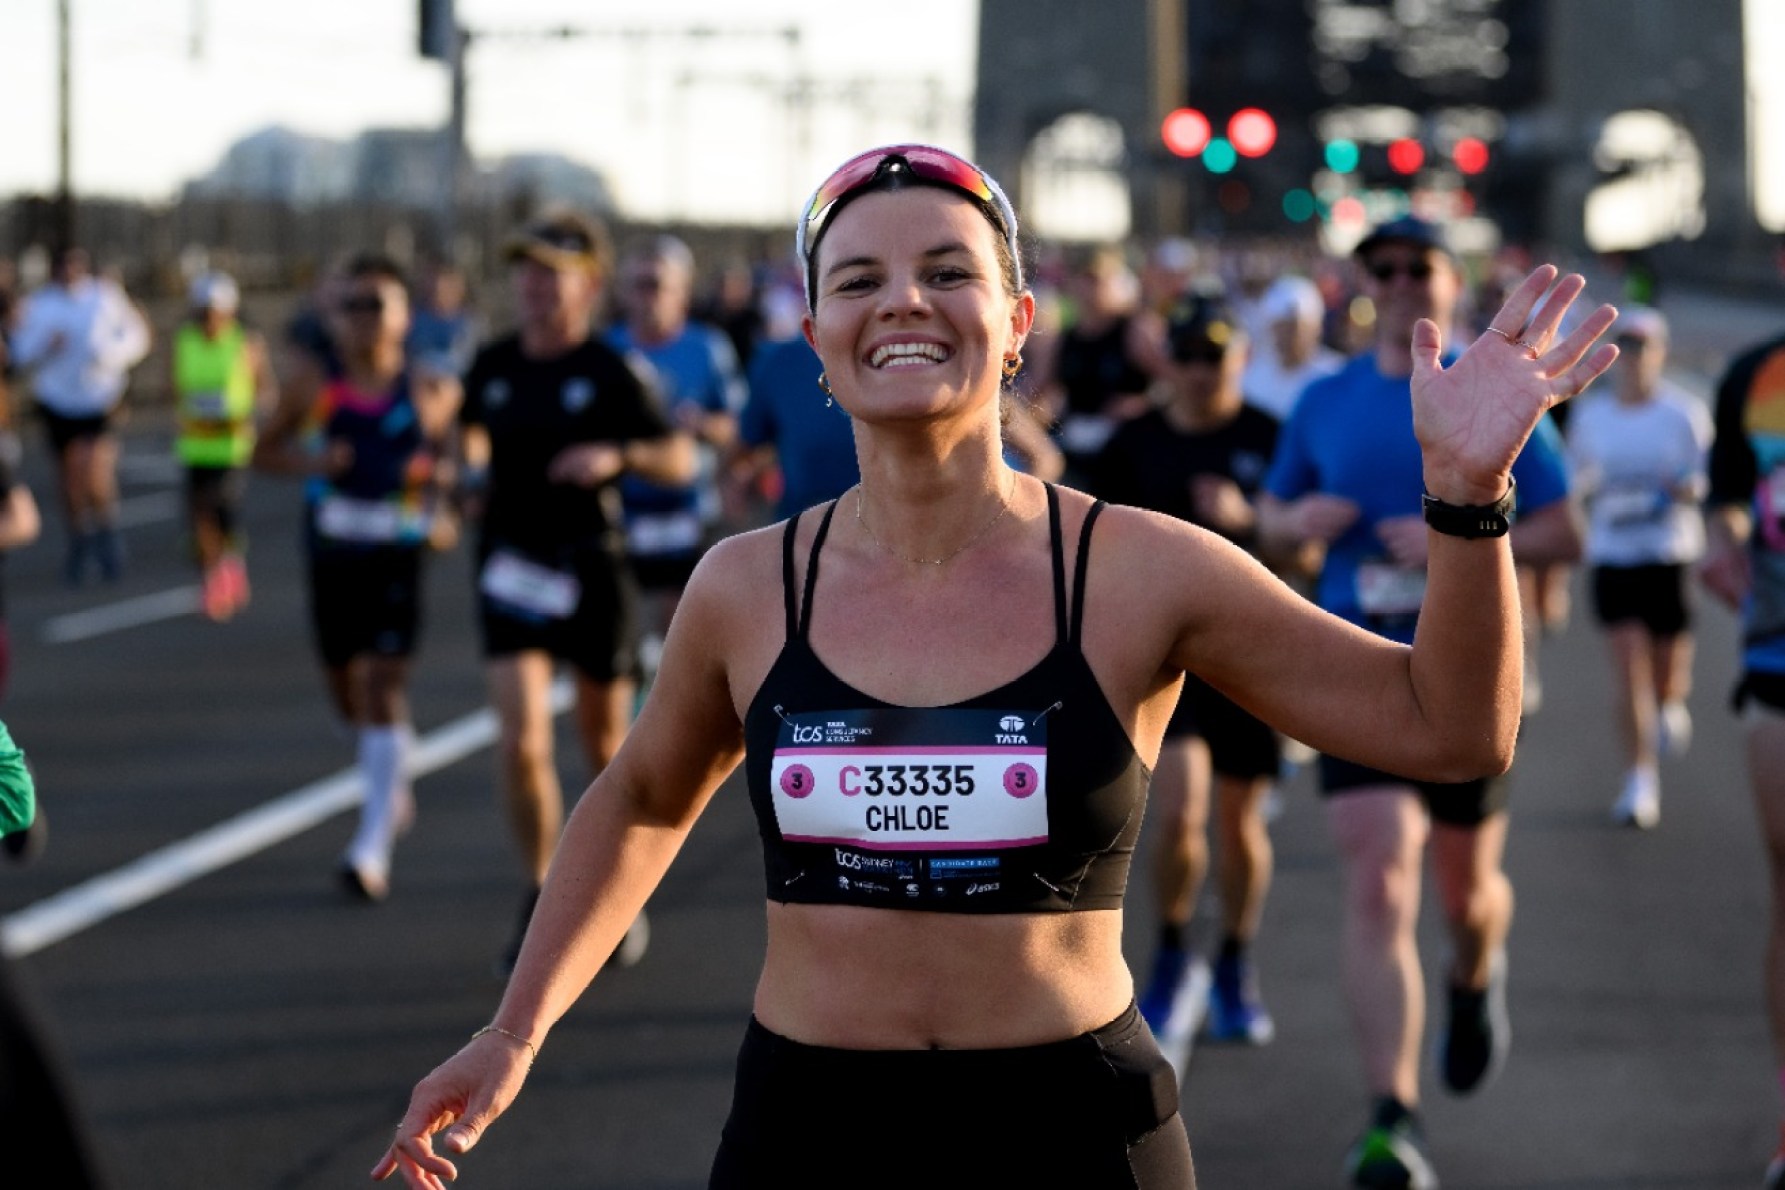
[376,144,1619,1190]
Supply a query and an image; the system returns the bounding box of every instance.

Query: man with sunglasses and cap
[1088,293,1286,1071]
[378,150,1617,1190]
[457,209,695,976]
[1259,214,1583,1188]
[253,252,461,903]
[607,234,746,682]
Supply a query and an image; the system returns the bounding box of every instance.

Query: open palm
[1412,264,1618,504]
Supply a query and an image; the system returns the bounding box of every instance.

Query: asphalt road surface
[2,286,1780,1189]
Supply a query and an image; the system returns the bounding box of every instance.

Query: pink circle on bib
[1003,763,1039,798]
[780,764,815,799]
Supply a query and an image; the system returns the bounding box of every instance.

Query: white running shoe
[609,910,651,968]
[1613,769,1661,830]
[1658,701,1693,758]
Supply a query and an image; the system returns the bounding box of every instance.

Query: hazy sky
[2,0,981,225]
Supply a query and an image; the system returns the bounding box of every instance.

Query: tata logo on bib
[996,714,1028,745]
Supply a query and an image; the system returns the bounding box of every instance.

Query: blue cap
[1354,215,1453,259]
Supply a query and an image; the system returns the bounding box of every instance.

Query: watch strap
[1422,476,1516,539]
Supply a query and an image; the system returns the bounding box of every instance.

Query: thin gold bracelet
[470,1025,537,1067]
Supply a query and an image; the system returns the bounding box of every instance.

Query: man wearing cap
[458,209,696,975]
[606,234,746,677]
[1259,214,1583,1188]
[1242,272,1343,425]
[1087,293,1286,1070]
[172,271,276,621]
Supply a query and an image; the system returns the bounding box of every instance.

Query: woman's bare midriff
[752,902,1135,1049]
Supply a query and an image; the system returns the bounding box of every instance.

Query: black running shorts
[1318,754,1509,827]
[37,406,115,453]
[476,540,640,684]
[1164,674,1282,780]
[306,545,423,669]
[1590,562,1691,637]
[709,1003,1197,1189]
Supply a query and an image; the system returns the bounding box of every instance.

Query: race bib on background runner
[316,496,418,544]
[626,510,703,556]
[480,549,581,620]
[1355,560,1427,616]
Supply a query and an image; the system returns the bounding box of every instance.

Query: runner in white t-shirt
[1564,306,1712,828]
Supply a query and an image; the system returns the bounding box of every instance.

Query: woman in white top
[1565,306,1713,828]
[10,247,151,584]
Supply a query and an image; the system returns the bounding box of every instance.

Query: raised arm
[1167,266,1615,779]
[373,540,753,1187]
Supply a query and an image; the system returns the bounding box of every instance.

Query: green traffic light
[1283,189,1316,223]
[1324,138,1359,173]
[1204,137,1238,174]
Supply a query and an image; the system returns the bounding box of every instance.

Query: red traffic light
[1387,138,1425,175]
[1162,108,1213,158]
[1453,136,1490,175]
[1228,108,1277,158]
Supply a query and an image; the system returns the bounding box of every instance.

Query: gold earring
[1001,354,1023,381]
[817,372,833,407]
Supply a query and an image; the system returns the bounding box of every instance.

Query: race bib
[626,510,702,556]
[770,707,1048,851]
[1355,561,1427,616]
[1596,484,1666,527]
[1058,414,1115,455]
[316,496,415,544]
[479,549,581,620]
[182,390,230,422]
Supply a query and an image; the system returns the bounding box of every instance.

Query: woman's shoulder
[1055,482,1225,563]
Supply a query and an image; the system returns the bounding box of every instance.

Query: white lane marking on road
[115,490,181,528]
[0,678,574,958]
[40,586,204,643]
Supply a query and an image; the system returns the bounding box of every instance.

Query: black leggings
[709,1003,1197,1189]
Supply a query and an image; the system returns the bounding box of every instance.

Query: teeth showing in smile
[870,342,949,368]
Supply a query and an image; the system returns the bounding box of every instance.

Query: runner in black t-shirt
[458,210,695,975]
[1087,294,1284,1069]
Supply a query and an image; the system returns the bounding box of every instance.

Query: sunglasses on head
[1365,259,1434,283]
[535,228,592,253]
[340,294,386,315]
[796,145,1022,304]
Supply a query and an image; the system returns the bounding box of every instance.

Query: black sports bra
[741,483,1149,913]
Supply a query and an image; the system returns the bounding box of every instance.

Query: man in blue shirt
[607,236,746,666]
[1259,216,1583,1190]
[733,334,859,521]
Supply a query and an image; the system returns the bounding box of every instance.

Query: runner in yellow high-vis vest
[172,272,275,621]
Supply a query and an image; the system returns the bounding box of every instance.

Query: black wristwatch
[1422,477,1516,539]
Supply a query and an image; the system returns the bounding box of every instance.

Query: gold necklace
[855,476,1015,567]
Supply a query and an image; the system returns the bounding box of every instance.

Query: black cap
[1166,293,1240,362]
[1354,215,1453,260]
